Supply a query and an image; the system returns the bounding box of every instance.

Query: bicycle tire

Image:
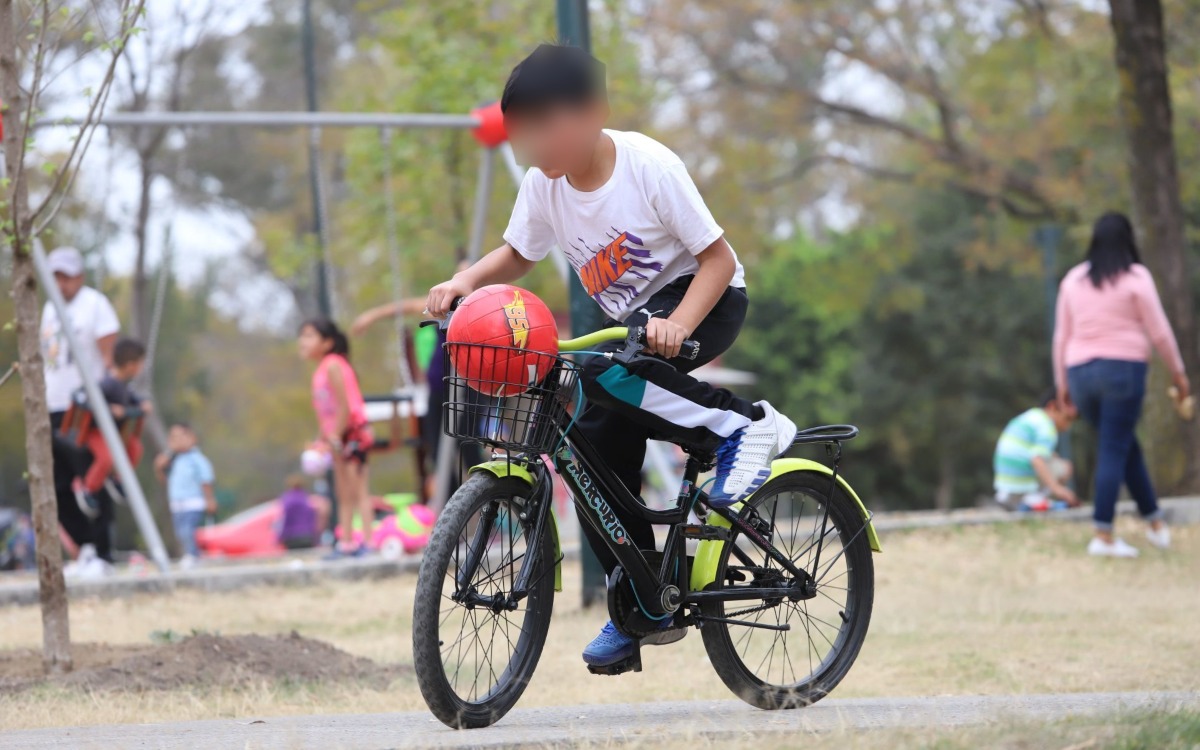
[701,471,874,709]
[413,473,556,728]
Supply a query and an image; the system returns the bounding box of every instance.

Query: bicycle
[412,309,881,729]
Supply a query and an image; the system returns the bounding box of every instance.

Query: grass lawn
[0,517,1196,732]
[655,709,1200,750]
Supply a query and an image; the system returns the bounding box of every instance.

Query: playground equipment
[34,104,544,560]
[33,99,754,562]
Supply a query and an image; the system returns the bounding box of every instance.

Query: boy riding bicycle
[425,44,798,668]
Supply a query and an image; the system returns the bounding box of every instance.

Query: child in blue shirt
[426,44,798,667]
[155,422,216,568]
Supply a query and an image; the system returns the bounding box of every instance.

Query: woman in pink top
[1053,212,1189,558]
[299,318,374,558]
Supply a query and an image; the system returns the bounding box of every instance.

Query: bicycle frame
[554,419,850,618]
[443,322,879,625]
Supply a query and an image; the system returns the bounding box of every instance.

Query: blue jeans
[1067,359,1163,530]
[172,510,205,558]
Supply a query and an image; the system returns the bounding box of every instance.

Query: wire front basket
[442,343,580,455]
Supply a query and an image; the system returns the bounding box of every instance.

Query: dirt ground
[0,632,405,694]
[0,517,1197,731]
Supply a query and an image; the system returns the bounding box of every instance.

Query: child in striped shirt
[993,390,1078,511]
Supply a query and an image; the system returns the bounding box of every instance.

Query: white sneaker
[1146,524,1171,550]
[80,556,113,581]
[709,401,798,507]
[65,545,113,581]
[178,554,198,571]
[64,544,98,580]
[1087,536,1139,558]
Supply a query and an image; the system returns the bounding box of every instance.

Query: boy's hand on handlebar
[645,318,691,359]
[426,277,474,317]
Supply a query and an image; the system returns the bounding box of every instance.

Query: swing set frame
[34,103,552,564]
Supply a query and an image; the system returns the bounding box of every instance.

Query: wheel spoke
[423,489,548,709]
[711,480,867,697]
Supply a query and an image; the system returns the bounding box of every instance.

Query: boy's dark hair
[1039,388,1059,408]
[113,337,146,367]
[170,420,193,432]
[301,318,351,361]
[501,43,607,117]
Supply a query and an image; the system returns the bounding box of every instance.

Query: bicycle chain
[720,600,783,620]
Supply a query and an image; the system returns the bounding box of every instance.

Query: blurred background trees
[3,0,1199,528]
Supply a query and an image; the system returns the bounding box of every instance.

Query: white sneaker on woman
[1146,525,1171,550]
[1087,536,1139,558]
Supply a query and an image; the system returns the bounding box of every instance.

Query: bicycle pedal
[586,653,643,676]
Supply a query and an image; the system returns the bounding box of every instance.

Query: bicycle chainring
[606,567,664,639]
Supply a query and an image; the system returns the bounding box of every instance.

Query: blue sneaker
[709,401,797,508]
[583,619,685,666]
[582,621,635,666]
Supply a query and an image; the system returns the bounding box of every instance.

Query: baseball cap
[46,247,84,277]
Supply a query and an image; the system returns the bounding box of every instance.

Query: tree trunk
[1108,0,1200,491]
[0,0,73,674]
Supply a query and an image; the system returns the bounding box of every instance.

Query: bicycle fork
[451,467,557,612]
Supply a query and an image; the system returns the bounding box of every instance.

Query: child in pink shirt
[1052,212,1189,558]
[299,319,374,558]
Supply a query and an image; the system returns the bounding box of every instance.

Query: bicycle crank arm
[696,615,791,632]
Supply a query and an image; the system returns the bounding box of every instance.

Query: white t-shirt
[40,286,120,413]
[503,129,746,322]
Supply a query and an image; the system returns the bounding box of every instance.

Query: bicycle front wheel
[701,471,875,709]
[412,473,556,728]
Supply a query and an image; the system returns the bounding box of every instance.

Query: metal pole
[499,142,569,282]
[498,142,527,188]
[303,0,332,320]
[556,0,592,48]
[557,0,607,608]
[36,111,482,129]
[1036,223,1071,466]
[466,147,497,263]
[303,0,338,536]
[31,239,171,573]
[431,145,499,510]
[431,426,457,515]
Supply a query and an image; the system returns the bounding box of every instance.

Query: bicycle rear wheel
[701,471,874,709]
[412,473,556,728]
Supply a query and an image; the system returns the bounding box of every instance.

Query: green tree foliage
[729,190,1050,510]
[13,1,1200,522]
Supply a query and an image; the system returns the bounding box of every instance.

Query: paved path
[2,692,1195,750]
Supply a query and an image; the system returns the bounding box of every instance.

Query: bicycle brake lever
[611,326,700,365]
[610,328,650,366]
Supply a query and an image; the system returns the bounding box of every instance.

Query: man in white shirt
[40,246,120,424]
[41,246,120,562]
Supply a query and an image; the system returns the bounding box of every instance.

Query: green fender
[690,458,881,592]
[468,460,562,592]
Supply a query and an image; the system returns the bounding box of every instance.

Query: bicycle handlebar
[560,326,699,361]
[557,328,627,350]
[441,297,699,360]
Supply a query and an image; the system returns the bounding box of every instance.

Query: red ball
[447,285,559,396]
